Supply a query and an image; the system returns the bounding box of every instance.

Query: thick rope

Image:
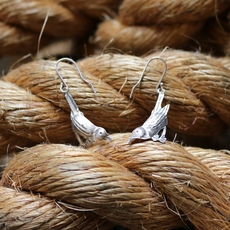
[0,80,75,143]
[0,0,94,38]
[118,0,230,25]
[58,0,122,19]
[0,141,183,230]
[219,56,230,70]
[207,15,230,55]
[0,186,113,229]
[185,147,230,193]
[0,50,229,153]
[93,19,204,55]
[0,133,35,155]
[0,22,50,55]
[90,133,230,229]
[1,133,230,229]
[0,1,228,57]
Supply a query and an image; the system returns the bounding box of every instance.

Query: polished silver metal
[56,58,111,147]
[128,57,170,144]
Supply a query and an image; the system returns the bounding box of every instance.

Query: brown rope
[0,185,113,229]
[118,0,230,25]
[0,22,50,55]
[0,132,35,155]
[0,50,229,151]
[1,133,230,229]
[218,56,230,70]
[144,49,230,128]
[93,19,204,55]
[0,80,75,143]
[0,0,94,37]
[0,142,184,230]
[207,16,230,56]
[90,133,230,229]
[185,147,230,193]
[58,0,122,19]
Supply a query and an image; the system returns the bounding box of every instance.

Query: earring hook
[55,57,96,94]
[129,57,167,99]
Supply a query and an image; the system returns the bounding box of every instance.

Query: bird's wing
[143,104,170,129]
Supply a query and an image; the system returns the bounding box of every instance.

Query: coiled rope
[0,50,230,153]
[0,1,230,229]
[1,133,230,229]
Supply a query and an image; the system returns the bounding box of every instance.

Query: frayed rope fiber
[1,133,230,229]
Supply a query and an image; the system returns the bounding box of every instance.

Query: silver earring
[128,57,170,144]
[56,58,112,147]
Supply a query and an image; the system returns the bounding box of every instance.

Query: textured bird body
[128,89,170,144]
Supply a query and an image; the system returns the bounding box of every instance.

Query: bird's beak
[104,135,112,142]
[127,135,135,144]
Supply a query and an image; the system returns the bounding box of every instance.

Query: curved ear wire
[129,57,167,99]
[55,57,96,94]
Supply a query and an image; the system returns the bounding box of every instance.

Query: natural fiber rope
[90,133,230,229]
[0,80,75,143]
[0,133,35,154]
[0,186,114,229]
[185,147,230,193]
[0,0,122,55]
[93,19,204,55]
[207,16,230,55]
[57,0,122,19]
[0,1,228,57]
[0,141,184,230]
[0,22,50,55]
[118,0,230,25]
[0,50,230,153]
[0,1,229,229]
[0,0,94,38]
[1,133,230,229]
[218,56,230,70]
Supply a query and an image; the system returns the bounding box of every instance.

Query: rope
[0,186,114,229]
[0,0,93,37]
[0,2,229,229]
[1,133,230,229]
[58,0,123,19]
[93,19,204,55]
[118,0,230,24]
[0,22,51,55]
[1,51,229,148]
[0,1,228,56]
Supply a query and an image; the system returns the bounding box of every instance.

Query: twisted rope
[118,0,230,25]
[58,0,122,19]
[1,133,230,229]
[93,19,204,55]
[0,51,230,146]
[0,186,113,229]
[0,0,94,37]
[0,1,229,56]
[0,50,229,153]
[0,22,51,55]
[0,0,122,55]
[0,2,230,229]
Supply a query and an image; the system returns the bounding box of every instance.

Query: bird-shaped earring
[128,57,170,144]
[56,57,112,148]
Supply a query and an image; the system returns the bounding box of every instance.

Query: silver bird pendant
[55,57,112,148]
[65,91,112,147]
[128,88,170,144]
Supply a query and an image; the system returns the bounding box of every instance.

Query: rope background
[0,0,230,229]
